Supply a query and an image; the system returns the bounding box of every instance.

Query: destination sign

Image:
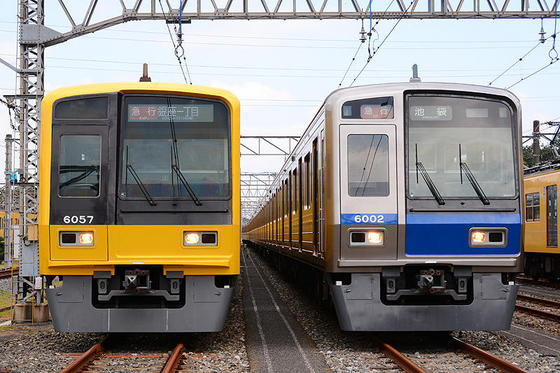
[128,104,214,122]
[410,105,453,121]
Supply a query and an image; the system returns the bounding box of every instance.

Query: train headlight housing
[59,231,94,246]
[469,228,507,247]
[183,231,218,246]
[367,231,384,245]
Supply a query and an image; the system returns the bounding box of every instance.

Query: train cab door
[339,125,398,261]
[546,184,558,247]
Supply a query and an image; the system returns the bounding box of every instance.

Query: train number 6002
[63,215,94,224]
[354,214,384,224]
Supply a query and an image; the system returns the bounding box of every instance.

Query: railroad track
[0,268,17,279]
[61,338,176,373]
[516,293,560,323]
[371,335,527,373]
[516,275,560,289]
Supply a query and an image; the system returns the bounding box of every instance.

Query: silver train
[243,82,523,331]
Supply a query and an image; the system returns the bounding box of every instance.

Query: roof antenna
[139,63,151,82]
[410,64,421,82]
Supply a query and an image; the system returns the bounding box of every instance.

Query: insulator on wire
[539,21,547,43]
[359,21,367,43]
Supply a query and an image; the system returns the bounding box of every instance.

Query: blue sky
[0,2,559,175]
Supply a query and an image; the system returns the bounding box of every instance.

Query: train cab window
[55,97,108,119]
[58,135,101,197]
[347,134,389,196]
[526,192,540,221]
[341,97,394,119]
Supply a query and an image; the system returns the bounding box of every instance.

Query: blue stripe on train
[405,213,521,256]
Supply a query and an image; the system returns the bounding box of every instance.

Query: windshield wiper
[459,144,490,205]
[167,99,202,206]
[415,144,445,205]
[59,165,98,191]
[126,163,156,206]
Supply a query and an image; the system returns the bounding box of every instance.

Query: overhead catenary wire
[158,0,192,84]
[337,0,395,88]
[489,30,559,86]
[349,0,415,87]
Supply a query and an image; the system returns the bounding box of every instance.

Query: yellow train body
[39,82,240,332]
[523,167,560,279]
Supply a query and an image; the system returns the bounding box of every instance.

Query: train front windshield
[406,95,516,200]
[120,96,231,200]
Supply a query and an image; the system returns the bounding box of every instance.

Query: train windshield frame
[405,93,517,200]
[119,94,232,202]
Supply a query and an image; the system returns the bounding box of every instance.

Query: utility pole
[533,120,541,165]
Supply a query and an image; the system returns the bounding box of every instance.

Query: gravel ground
[512,308,560,336]
[0,277,15,294]
[457,330,560,372]
[519,285,560,301]
[0,274,249,373]
[248,248,560,373]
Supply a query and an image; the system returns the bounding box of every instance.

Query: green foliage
[523,143,560,168]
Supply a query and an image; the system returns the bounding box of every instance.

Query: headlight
[469,228,507,247]
[59,231,94,246]
[184,232,201,245]
[471,231,487,244]
[367,231,384,245]
[183,231,218,246]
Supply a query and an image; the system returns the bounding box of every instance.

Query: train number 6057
[63,215,94,224]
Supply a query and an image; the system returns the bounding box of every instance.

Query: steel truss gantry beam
[241,136,300,156]
[241,172,277,222]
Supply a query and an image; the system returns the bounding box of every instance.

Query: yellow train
[39,82,240,332]
[524,164,560,280]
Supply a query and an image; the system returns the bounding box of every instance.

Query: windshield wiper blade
[416,161,446,205]
[59,165,98,190]
[172,165,202,206]
[167,99,202,206]
[460,161,490,205]
[126,164,156,206]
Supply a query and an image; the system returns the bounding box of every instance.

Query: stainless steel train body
[243,82,523,331]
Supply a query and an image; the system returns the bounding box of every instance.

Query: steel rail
[161,343,185,373]
[0,268,18,279]
[451,337,527,373]
[60,341,104,373]
[516,275,560,289]
[517,294,560,308]
[515,304,560,322]
[370,336,426,373]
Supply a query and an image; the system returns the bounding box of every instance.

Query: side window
[59,135,101,197]
[532,192,540,221]
[347,134,389,197]
[525,193,533,221]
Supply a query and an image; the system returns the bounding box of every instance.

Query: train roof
[325,81,521,107]
[41,82,240,109]
[524,160,560,177]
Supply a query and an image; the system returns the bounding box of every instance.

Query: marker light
[78,232,94,246]
[471,231,487,244]
[367,231,384,245]
[184,232,201,245]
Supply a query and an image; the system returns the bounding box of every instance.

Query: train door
[319,130,326,258]
[339,125,398,260]
[547,185,558,247]
[312,139,319,256]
